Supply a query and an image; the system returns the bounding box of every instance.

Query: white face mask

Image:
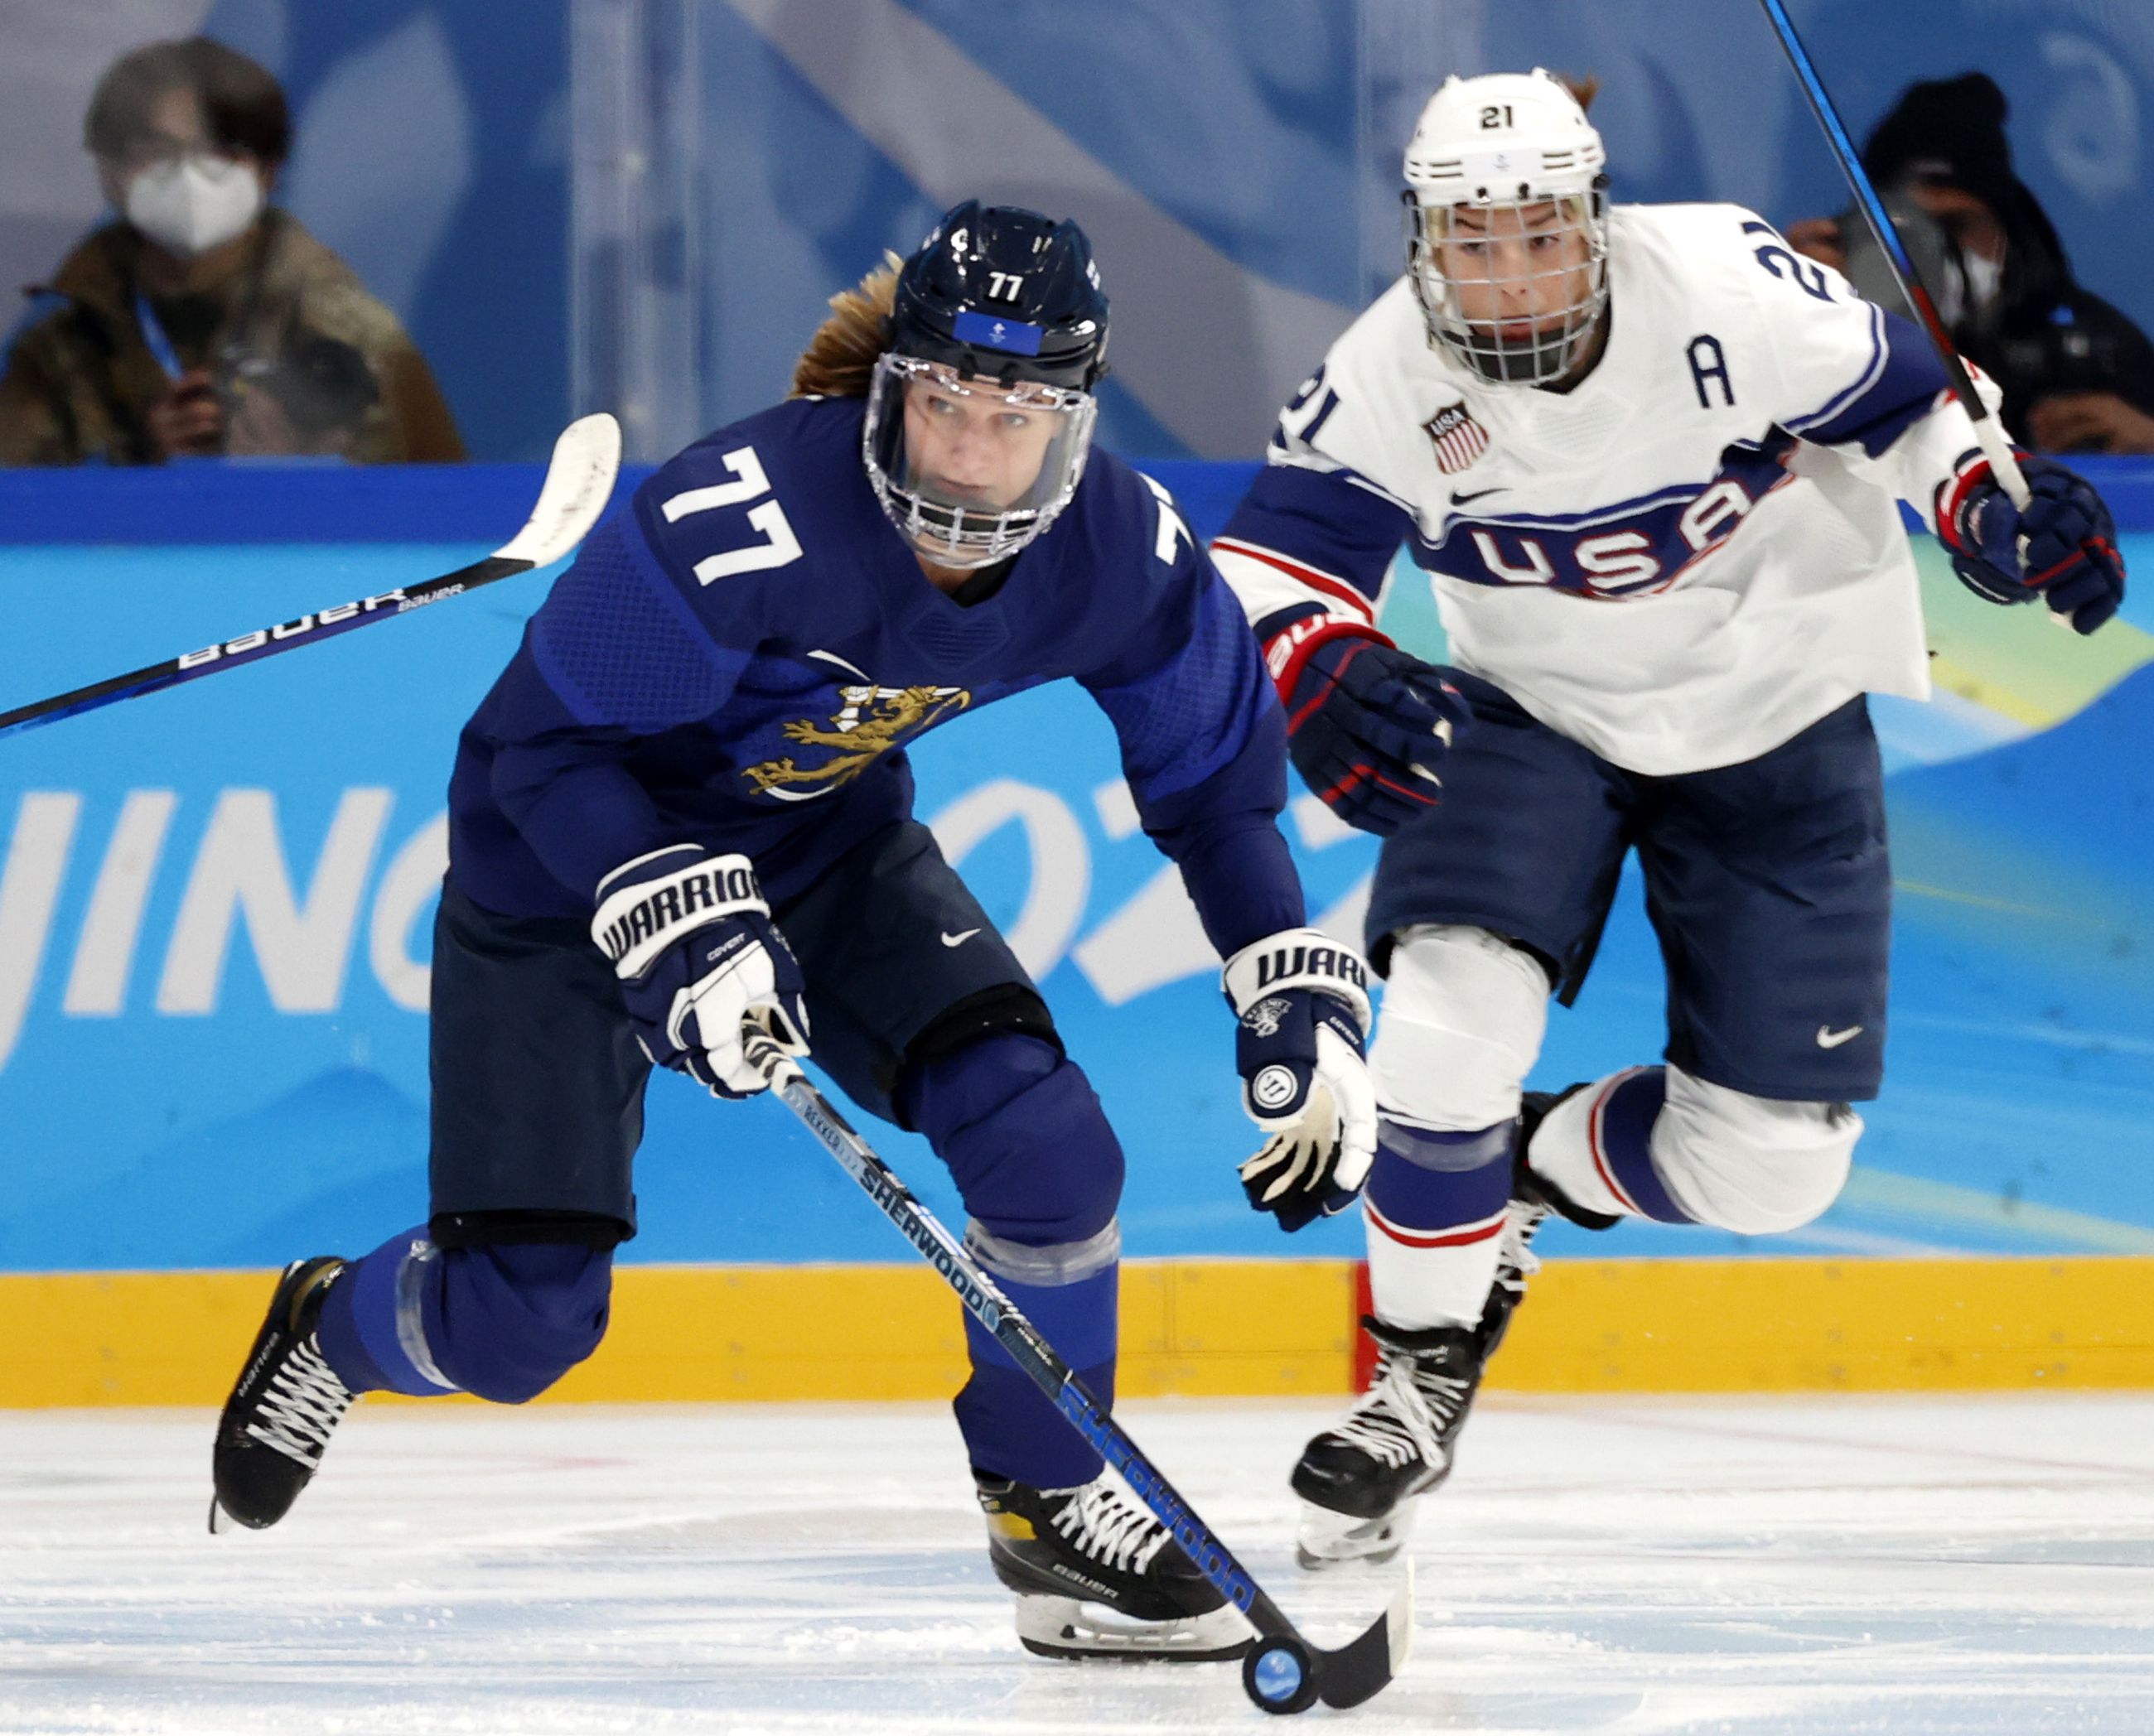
[1961,248,2004,316]
[124,154,263,258]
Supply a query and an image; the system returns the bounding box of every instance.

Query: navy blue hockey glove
[1264,615,1466,837]
[591,846,810,1099]
[1224,928,1376,1233]
[1937,454,2127,635]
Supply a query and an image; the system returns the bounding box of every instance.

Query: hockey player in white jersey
[1211,70,2127,1566]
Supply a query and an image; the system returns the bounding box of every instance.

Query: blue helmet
[866,202,1109,569]
[888,200,1110,391]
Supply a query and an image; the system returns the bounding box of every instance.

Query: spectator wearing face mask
[1788,71,2154,456]
[0,36,465,465]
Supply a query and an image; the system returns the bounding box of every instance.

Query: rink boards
[2,461,2153,1406]
[4,1253,2152,1407]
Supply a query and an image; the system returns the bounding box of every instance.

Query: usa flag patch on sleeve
[1422,403,1490,474]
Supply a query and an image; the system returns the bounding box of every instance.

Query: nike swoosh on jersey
[1451,486,1506,505]
[1814,1025,1864,1049]
[941,928,982,948]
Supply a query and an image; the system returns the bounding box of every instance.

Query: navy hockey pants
[316,821,1123,1488]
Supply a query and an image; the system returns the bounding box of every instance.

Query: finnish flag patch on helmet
[953,310,1044,355]
[1423,403,1490,474]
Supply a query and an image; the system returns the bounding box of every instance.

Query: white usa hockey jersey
[1214,202,2001,775]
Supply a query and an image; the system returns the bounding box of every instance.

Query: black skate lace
[1049,1481,1171,1574]
[1331,1348,1471,1471]
[244,1337,352,1470]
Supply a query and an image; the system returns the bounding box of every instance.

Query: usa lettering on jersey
[1432,440,1800,598]
[1211,202,1963,776]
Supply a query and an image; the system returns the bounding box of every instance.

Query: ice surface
[4,1393,2152,1733]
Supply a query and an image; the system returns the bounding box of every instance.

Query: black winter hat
[1862,71,2019,215]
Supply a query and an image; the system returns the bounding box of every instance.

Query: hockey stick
[746,1030,1411,1717]
[1754,0,2031,509]
[0,412,622,740]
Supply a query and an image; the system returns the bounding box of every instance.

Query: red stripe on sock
[1585,1069,1646,1217]
[1364,1197,1507,1249]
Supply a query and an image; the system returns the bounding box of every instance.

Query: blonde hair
[790,253,902,399]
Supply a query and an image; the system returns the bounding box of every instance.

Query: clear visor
[1407,192,1609,387]
[862,354,1098,569]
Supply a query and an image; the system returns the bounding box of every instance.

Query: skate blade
[1013,1594,1252,1662]
[207,1495,234,1536]
[1295,1497,1416,1570]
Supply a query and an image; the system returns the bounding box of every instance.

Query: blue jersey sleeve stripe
[1285,454,1417,518]
[1789,311,1957,456]
[1218,461,1412,607]
[1784,302,1891,433]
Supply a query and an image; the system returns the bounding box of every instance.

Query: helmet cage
[1406,185,1611,387]
[862,352,1099,570]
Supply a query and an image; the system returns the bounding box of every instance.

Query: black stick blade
[1313,1562,1413,1709]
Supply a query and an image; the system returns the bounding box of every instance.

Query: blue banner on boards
[2,464,2152,1274]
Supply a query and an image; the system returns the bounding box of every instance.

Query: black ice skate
[209,1256,354,1534]
[1290,1315,1495,1569]
[1292,1087,1623,1570]
[1485,1083,1618,1353]
[975,1471,1252,1661]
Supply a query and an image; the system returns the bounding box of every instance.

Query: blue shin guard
[956,1237,1119,1491]
[904,1034,1125,1489]
[315,1229,456,1396]
[316,1228,613,1404]
[1588,1068,1698,1224]
[1365,1118,1514,1242]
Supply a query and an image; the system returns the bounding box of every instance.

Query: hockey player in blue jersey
[1209,71,2127,1567]
[208,203,1379,1661]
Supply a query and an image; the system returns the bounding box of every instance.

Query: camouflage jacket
[0,208,465,465]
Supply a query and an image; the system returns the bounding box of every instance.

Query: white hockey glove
[591,846,809,1099]
[1223,927,1377,1232]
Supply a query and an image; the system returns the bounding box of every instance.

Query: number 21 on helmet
[1403,69,1611,388]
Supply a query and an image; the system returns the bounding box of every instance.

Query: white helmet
[1403,70,1611,387]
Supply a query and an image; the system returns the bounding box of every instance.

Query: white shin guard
[1527,1065,1861,1233]
[1369,925,1551,1132]
[1364,926,1550,1329]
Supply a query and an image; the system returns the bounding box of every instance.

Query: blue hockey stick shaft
[1754,0,2030,506]
[748,1032,1409,1714]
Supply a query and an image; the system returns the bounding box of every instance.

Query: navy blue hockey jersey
[447,394,1302,955]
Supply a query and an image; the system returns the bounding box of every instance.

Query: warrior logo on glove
[1224,928,1378,1233]
[1250,1064,1300,1112]
[592,845,811,1099]
[594,859,763,966]
[1243,936,1369,1000]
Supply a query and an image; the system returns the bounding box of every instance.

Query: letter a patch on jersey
[1423,403,1490,475]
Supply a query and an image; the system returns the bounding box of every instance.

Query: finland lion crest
[742,666,969,802]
